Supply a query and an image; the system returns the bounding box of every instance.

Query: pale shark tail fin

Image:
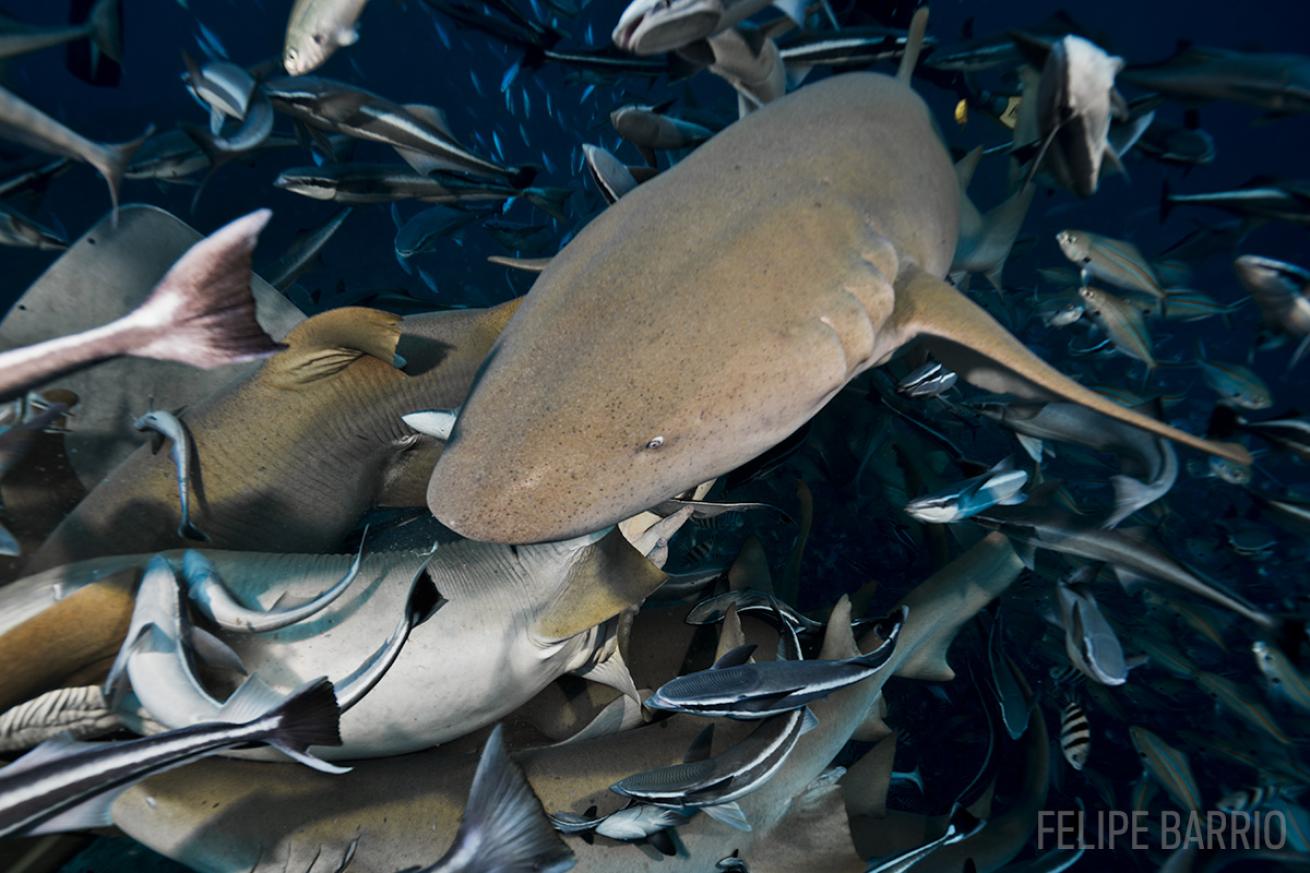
[890,269,1253,466]
[897,8,930,84]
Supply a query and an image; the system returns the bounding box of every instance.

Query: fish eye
[645,436,665,450]
[313,33,326,45]
[286,47,298,59]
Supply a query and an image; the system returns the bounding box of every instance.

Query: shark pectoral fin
[714,604,750,663]
[818,595,858,661]
[890,534,1023,682]
[850,694,893,743]
[841,732,896,818]
[727,536,774,594]
[266,307,403,386]
[533,529,668,642]
[703,801,751,832]
[891,269,1252,466]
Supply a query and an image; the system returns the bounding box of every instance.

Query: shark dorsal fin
[819,595,858,661]
[265,307,402,386]
[714,603,749,662]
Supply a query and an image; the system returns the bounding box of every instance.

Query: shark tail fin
[890,269,1253,466]
[126,209,284,368]
[897,8,930,85]
[436,724,575,871]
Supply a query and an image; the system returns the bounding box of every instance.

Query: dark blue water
[1,1,1309,870]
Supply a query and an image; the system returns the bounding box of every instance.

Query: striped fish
[1253,640,1310,714]
[1197,343,1273,410]
[1130,725,1202,812]
[1196,670,1293,746]
[1059,701,1091,771]
[1079,285,1155,369]
[1057,230,1166,306]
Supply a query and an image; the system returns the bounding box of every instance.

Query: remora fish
[0,210,281,404]
[17,524,671,759]
[263,76,531,184]
[1014,34,1126,197]
[0,86,146,219]
[0,676,342,838]
[582,144,640,203]
[974,399,1176,528]
[1120,46,1310,115]
[897,360,957,397]
[283,0,371,75]
[1233,255,1310,366]
[610,105,713,161]
[1195,671,1293,746]
[904,458,1028,524]
[427,15,1248,544]
[134,409,208,542]
[612,0,804,56]
[0,203,67,250]
[104,535,1023,872]
[261,208,353,290]
[1162,177,1310,226]
[181,541,365,633]
[274,164,568,216]
[1057,570,1128,685]
[415,724,575,873]
[647,604,904,718]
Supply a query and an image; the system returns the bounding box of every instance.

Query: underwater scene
[0,0,1309,870]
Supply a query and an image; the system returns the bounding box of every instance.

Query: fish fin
[784,62,813,88]
[889,268,1252,466]
[841,732,897,818]
[702,801,751,832]
[892,534,1025,681]
[127,209,284,367]
[851,694,893,743]
[896,8,929,84]
[532,529,668,642]
[266,306,402,385]
[392,145,473,177]
[269,742,351,774]
[770,0,806,24]
[401,408,459,440]
[434,725,574,871]
[646,828,677,856]
[713,603,750,662]
[554,693,638,746]
[727,536,774,593]
[401,103,456,139]
[1291,335,1310,370]
[261,677,347,771]
[524,187,572,222]
[955,146,983,191]
[1112,565,1150,594]
[958,184,1034,289]
[187,625,246,675]
[179,521,210,542]
[711,643,758,670]
[1016,433,1045,463]
[216,674,286,723]
[64,0,121,86]
[487,254,551,273]
[574,642,640,704]
[818,595,858,661]
[800,707,819,734]
[1105,474,1153,528]
[684,725,715,763]
[25,790,118,835]
[4,732,93,775]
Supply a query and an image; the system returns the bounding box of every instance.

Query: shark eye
[313,33,325,44]
[645,436,665,450]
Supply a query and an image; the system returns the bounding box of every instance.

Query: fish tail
[86,0,124,65]
[525,186,572,222]
[93,126,152,226]
[261,677,347,772]
[438,724,574,871]
[124,209,284,368]
[178,520,210,543]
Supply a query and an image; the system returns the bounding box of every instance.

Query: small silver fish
[897,360,958,397]
[0,676,342,838]
[905,458,1028,524]
[134,409,207,542]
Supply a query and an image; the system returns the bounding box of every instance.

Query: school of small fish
[0,1,1307,871]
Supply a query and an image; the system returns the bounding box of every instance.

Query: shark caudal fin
[889,268,1253,466]
[430,724,575,872]
[126,209,284,369]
